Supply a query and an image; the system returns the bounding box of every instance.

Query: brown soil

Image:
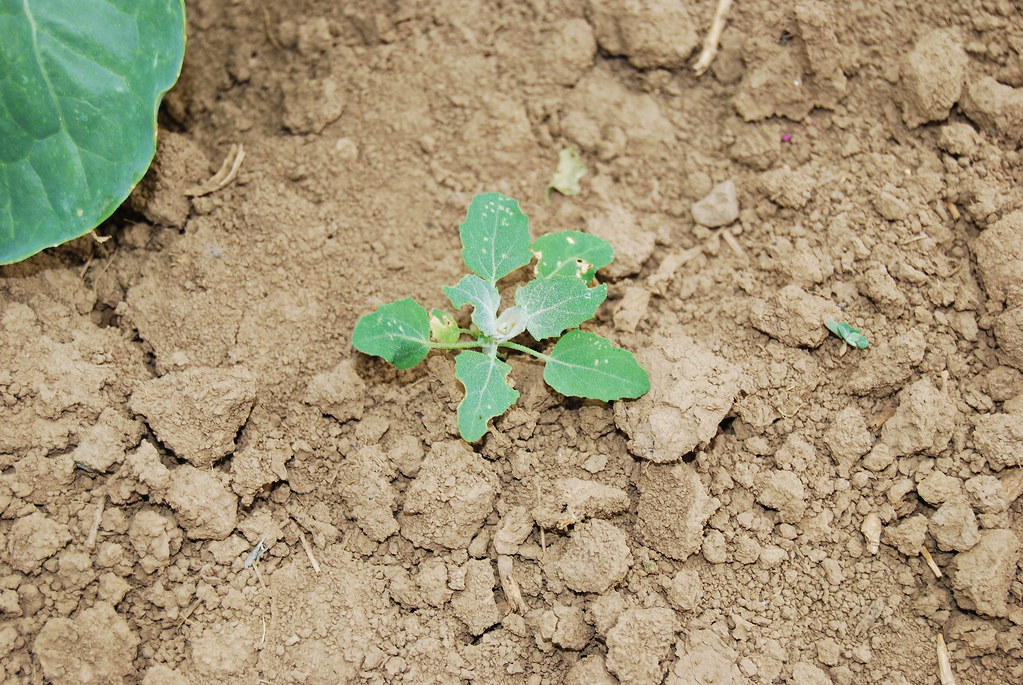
[2,1,1023,683]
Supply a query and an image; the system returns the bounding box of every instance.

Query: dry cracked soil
[2,1,1023,684]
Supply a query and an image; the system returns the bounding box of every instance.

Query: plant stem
[428,340,484,350]
[500,340,551,362]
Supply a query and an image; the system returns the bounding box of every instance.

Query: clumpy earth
[2,1,1023,683]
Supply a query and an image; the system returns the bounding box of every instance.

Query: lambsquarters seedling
[353,192,650,441]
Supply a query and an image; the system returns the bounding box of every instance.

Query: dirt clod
[400,441,498,550]
[898,30,967,128]
[949,529,1021,618]
[130,366,256,469]
[33,602,138,685]
[605,607,678,685]
[615,334,741,462]
[548,519,632,594]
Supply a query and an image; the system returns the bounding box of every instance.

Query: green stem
[428,340,484,350]
[499,340,551,362]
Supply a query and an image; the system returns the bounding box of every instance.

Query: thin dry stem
[921,546,943,579]
[693,0,734,75]
[497,555,526,613]
[186,144,246,197]
[85,495,105,549]
[937,634,957,685]
[297,529,322,574]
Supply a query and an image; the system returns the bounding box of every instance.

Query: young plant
[825,319,869,349]
[353,192,650,441]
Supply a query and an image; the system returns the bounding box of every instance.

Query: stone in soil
[692,180,739,228]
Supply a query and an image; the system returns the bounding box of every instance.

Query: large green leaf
[0,0,186,264]
[531,231,614,281]
[544,330,649,400]
[454,350,519,441]
[458,192,533,283]
[515,276,607,340]
[352,298,433,369]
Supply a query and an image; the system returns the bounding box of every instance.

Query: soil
[2,1,1023,683]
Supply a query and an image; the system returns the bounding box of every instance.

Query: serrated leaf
[531,231,614,281]
[546,146,587,200]
[454,350,519,442]
[544,330,649,400]
[352,298,432,369]
[459,192,533,283]
[443,274,501,337]
[429,309,460,345]
[1,0,187,264]
[515,276,607,340]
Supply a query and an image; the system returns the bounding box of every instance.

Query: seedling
[825,319,869,349]
[353,192,650,441]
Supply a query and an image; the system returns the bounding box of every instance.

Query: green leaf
[531,231,614,281]
[544,330,649,400]
[825,319,869,349]
[545,146,587,202]
[0,0,187,264]
[459,192,533,283]
[429,309,460,345]
[352,298,432,369]
[454,350,519,441]
[443,274,501,337]
[516,276,607,340]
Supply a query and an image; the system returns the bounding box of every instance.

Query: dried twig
[185,143,246,197]
[176,599,202,631]
[262,6,284,50]
[937,634,957,685]
[297,529,322,574]
[693,0,734,75]
[85,495,105,549]
[720,230,747,259]
[921,546,943,579]
[497,555,526,613]
[252,563,267,590]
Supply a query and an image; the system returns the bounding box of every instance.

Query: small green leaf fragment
[454,350,520,442]
[546,147,587,202]
[531,231,614,281]
[825,319,869,349]
[443,274,501,337]
[429,309,460,344]
[352,298,432,369]
[516,276,607,340]
[459,192,533,283]
[544,330,649,400]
